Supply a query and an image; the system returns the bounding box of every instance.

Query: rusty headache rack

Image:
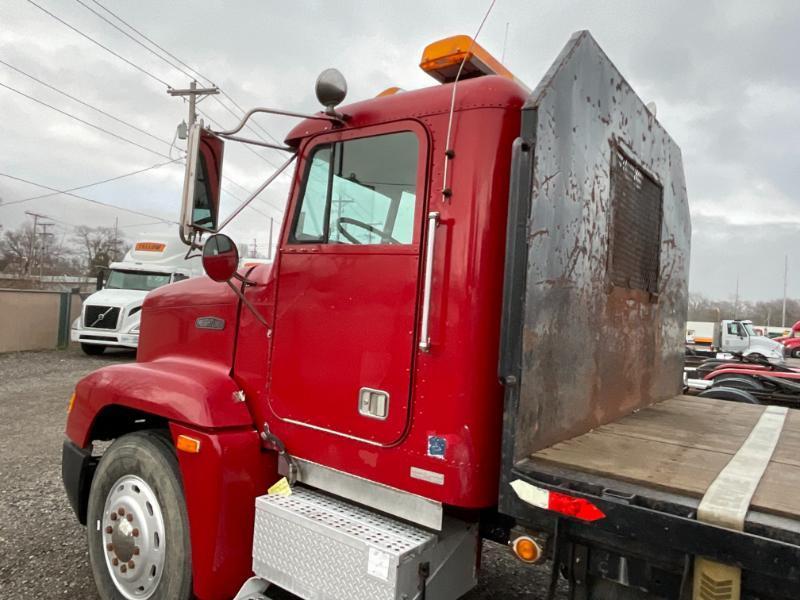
[496,31,800,599]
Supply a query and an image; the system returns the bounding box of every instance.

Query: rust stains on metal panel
[510,31,691,462]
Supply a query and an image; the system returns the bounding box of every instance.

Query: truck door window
[726,322,738,335]
[291,132,418,245]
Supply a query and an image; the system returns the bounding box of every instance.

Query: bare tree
[71,226,128,275]
[0,224,36,274]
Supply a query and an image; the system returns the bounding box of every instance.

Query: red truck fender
[66,358,253,448]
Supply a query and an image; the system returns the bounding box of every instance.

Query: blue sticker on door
[427,436,446,459]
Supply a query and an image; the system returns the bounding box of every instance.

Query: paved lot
[0,347,562,599]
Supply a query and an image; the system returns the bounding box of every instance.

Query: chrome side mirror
[181,124,225,240]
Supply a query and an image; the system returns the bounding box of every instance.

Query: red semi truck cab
[64,37,527,600]
[62,31,800,600]
[776,320,800,358]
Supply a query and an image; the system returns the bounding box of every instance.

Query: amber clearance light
[419,35,520,85]
[176,435,201,454]
[511,535,543,564]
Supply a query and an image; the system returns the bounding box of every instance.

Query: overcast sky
[1,0,798,301]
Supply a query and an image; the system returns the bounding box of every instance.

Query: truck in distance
[62,31,800,600]
[70,236,202,354]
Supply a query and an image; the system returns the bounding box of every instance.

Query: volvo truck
[70,236,202,354]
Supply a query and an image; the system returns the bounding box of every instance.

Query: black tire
[711,375,766,392]
[81,343,106,356]
[698,386,760,404]
[86,430,192,600]
[792,347,800,359]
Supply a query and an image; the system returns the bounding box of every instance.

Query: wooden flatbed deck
[526,395,800,520]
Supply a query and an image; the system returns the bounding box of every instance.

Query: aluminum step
[252,487,477,600]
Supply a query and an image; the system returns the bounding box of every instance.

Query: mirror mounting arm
[227,275,269,328]
[215,133,293,152]
[216,153,297,232]
[210,107,345,139]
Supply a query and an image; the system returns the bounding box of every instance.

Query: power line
[90,0,209,84]
[86,0,284,149]
[73,0,193,82]
[0,58,174,149]
[1,159,182,207]
[0,79,172,159]
[25,0,172,89]
[0,172,178,224]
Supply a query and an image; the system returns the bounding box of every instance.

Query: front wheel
[81,343,106,356]
[86,431,192,600]
[791,347,800,359]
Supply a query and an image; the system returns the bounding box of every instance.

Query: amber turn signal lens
[67,392,76,414]
[511,536,542,564]
[176,435,201,453]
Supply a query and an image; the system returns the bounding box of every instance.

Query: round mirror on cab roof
[202,234,239,282]
[315,68,347,113]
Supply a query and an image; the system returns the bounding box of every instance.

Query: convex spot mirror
[202,234,239,282]
[181,124,225,238]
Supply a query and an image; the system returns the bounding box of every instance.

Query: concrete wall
[0,289,83,353]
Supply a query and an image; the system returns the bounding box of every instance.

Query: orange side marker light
[176,435,201,453]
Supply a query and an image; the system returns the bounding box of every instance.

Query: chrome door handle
[419,211,440,352]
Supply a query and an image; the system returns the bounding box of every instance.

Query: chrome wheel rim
[101,475,166,599]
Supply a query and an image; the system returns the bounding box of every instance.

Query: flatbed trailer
[504,396,800,598]
[495,32,800,599]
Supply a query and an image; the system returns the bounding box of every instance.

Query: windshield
[105,269,171,291]
[742,323,756,336]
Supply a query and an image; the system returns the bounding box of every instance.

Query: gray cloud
[1,0,798,299]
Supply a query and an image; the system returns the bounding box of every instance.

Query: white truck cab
[71,237,202,354]
[717,319,786,363]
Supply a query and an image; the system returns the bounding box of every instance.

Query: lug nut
[128,561,135,569]
[120,564,127,573]
[126,513,133,522]
[112,558,119,566]
[133,547,140,556]
[117,508,125,516]
[105,526,113,534]
[106,543,114,551]
[132,528,139,537]
[110,513,117,521]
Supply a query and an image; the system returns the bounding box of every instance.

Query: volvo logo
[90,307,115,328]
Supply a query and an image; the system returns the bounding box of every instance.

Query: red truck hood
[136,275,240,364]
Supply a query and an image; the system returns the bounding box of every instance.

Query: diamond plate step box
[252,487,477,600]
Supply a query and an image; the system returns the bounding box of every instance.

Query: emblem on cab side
[195,316,225,330]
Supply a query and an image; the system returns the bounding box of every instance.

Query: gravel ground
[0,346,563,599]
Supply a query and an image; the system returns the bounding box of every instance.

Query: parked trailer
[62,32,800,600]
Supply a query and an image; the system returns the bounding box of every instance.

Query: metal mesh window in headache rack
[608,146,664,294]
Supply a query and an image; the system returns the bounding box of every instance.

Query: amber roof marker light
[419,34,527,89]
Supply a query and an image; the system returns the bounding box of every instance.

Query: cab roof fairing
[284,75,529,146]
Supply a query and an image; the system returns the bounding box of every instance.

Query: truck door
[722,320,748,352]
[268,124,427,445]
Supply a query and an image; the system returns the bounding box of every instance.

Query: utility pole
[113,217,119,262]
[268,217,274,260]
[38,222,53,281]
[782,254,788,328]
[501,22,510,63]
[251,238,258,258]
[733,273,740,319]
[24,211,50,276]
[168,81,219,128]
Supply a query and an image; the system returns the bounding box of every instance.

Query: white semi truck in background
[687,319,786,362]
[71,237,202,354]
